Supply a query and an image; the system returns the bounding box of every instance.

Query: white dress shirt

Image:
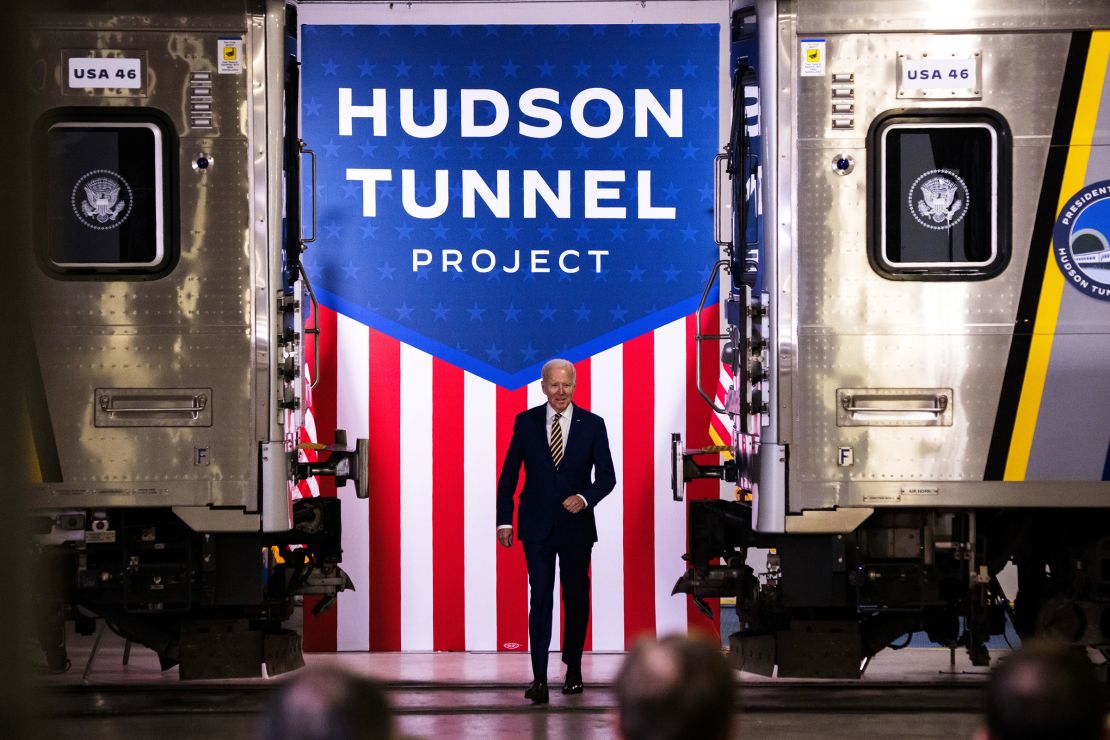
[547,402,573,449]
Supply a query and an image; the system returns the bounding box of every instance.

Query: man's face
[542,366,575,413]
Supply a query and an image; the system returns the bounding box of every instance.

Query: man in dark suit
[497,358,617,704]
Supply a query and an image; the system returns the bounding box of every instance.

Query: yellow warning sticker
[800,39,827,77]
[218,39,244,74]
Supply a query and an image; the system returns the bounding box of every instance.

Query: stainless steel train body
[678,0,1110,677]
[23,0,365,678]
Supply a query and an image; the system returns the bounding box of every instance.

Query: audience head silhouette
[259,665,396,740]
[615,634,736,740]
[980,640,1107,740]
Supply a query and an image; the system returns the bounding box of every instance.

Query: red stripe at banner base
[303,306,338,652]
[496,386,530,652]
[686,309,722,639]
[368,329,402,651]
[432,359,467,650]
[622,332,657,647]
[558,359,594,653]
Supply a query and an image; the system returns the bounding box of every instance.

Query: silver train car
[23,0,366,678]
[677,0,1110,677]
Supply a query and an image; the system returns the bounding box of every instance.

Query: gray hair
[541,358,576,384]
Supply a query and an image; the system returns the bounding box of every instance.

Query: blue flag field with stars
[301,22,720,388]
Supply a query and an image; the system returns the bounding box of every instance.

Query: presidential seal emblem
[72,169,133,230]
[908,169,969,230]
[1053,179,1110,301]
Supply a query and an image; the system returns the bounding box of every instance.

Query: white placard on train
[68,58,142,89]
[900,58,977,89]
[800,39,826,77]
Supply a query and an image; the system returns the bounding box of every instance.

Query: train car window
[868,110,1011,280]
[34,110,176,278]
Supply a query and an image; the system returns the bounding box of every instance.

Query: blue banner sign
[301,23,720,387]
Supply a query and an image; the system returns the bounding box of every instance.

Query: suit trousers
[523,537,593,682]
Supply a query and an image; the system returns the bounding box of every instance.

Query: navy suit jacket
[496,404,616,544]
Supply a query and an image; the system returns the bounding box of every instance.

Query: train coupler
[670,433,737,501]
[296,428,369,498]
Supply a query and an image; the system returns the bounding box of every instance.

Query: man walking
[496,358,617,704]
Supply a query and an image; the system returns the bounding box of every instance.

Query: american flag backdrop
[301,305,723,652]
[295,6,730,653]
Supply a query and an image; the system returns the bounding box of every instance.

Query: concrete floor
[36,629,992,739]
[38,712,984,740]
[41,622,999,685]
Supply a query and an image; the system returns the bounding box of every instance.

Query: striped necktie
[550,413,564,467]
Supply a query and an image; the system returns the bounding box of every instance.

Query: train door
[25,0,366,679]
[677,0,1110,678]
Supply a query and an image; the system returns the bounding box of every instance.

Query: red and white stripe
[285,365,320,502]
[305,304,723,652]
[709,363,735,452]
[297,367,321,499]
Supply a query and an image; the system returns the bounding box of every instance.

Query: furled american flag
[708,362,735,456]
[296,15,727,652]
[293,363,321,501]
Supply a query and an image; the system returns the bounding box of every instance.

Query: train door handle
[836,389,953,427]
[714,152,732,248]
[299,139,317,245]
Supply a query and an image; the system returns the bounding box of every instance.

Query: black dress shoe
[562,670,584,695]
[524,680,549,704]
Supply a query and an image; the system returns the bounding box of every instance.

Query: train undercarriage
[676,500,1110,677]
[34,496,351,679]
[31,433,366,680]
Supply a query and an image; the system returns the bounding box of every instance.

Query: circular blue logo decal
[1053,180,1110,300]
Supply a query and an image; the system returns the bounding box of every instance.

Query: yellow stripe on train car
[1005,31,1110,481]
